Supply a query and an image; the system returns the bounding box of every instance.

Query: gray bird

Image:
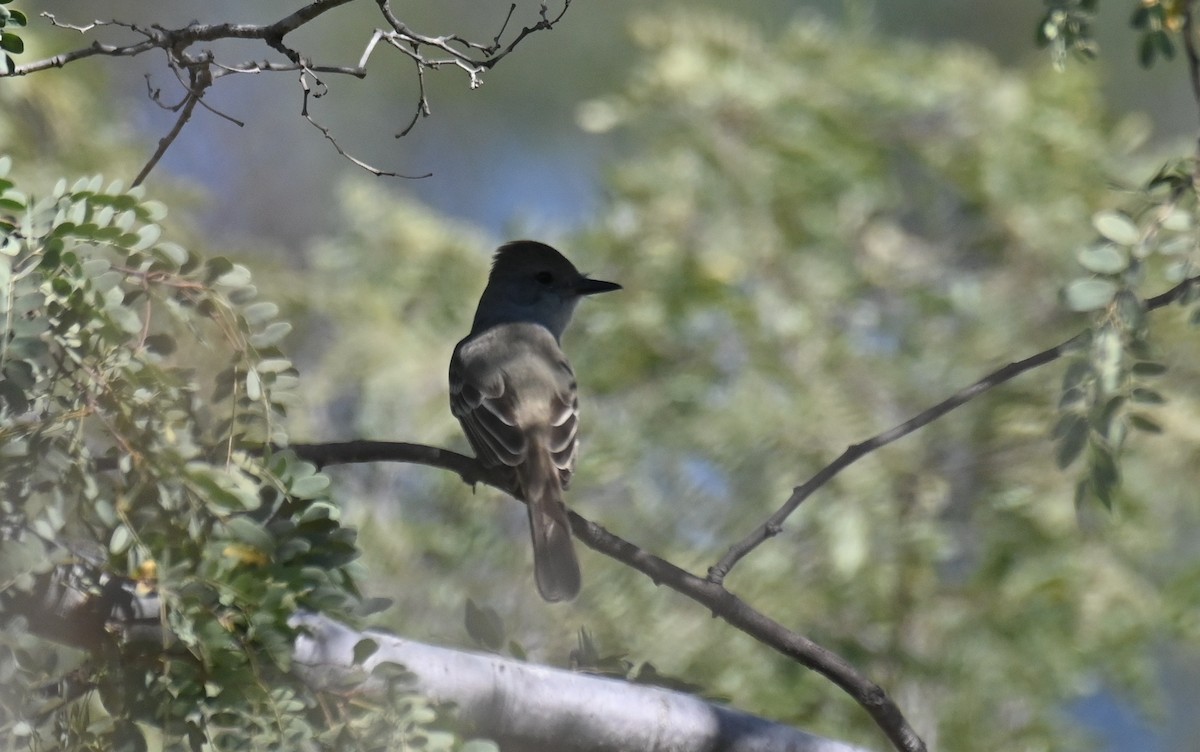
[449,241,620,601]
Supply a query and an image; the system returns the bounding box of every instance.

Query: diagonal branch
[289,274,1200,750]
[298,70,431,179]
[132,70,209,188]
[287,440,925,752]
[708,274,1200,583]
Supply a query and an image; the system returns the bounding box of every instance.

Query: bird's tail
[516,448,581,602]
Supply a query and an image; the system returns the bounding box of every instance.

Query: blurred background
[4,1,1200,750]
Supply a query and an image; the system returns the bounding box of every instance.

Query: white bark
[290,612,874,752]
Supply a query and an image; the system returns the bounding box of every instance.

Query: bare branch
[397,60,432,138]
[132,82,205,188]
[193,96,246,128]
[481,0,572,69]
[708,274,1200,583]
[4,1,571,181]
[3,14,160,75]
[299,70,431,179]
[289,440,489,485]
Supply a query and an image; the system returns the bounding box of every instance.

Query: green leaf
[1131,4,1150,29]
[81,258,111,277]
[1063,278,1117,311]
[215,264,253,288]
[1113,290,1145,331]
[0,33,24,54]
[242,301,279,325]
[246,367,262,401]
[1139,33,1157,67]
[1130,387,1164,404]
[144,333,177,355]
[289,473,330,499]
[464,599,505,651]
[1054,414,1088,469]
[1128,414,1162,433]
[1076,244,1127,274]
[1161,207,1193,232]
[257,358,293,373]
[110,525,133,554]
[1155,29,1175,60]
[154,242,189,267]
[249,321,292,348]
[131,223,161,252]
[139,200,168,222]
[1091,211,1140,246]
[352,638,379,665]
[1131,361,1167,377]
[223,517,275,553]
[1089,445,1119,510]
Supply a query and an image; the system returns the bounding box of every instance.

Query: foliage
[3,4,1200,752]
[244,9,1200,748]
[245,10,1200,749]
[1054,163,1200,509]
[1037,0,1189,68]
[0,158,469,750]
[562,12,1200,749]
[0,1,26,75]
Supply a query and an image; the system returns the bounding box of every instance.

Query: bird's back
[449,322,579,482]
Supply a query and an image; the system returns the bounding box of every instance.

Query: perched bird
[449,241,620,602]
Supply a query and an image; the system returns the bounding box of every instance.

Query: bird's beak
[575,276,622,296]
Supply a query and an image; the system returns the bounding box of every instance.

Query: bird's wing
[450,344,526,468]
[450,325,579,485]
[544,363,579,486]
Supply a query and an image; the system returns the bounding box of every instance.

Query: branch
[709,274,1200,582]
[290,440,490,484]
[132,72,208,188]
[299,70,432,179]
[291,612,874,752]
[0,557,873,752]
[288,442,925,752]
[2,1,572,182]
[3,16,160,75]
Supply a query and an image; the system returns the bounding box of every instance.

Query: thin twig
[132,84,204,187]
[481,0,572,69]
[299,71,431,179]
[708,274,1200,583]
[396,60,431,138]
[193,96,245,128]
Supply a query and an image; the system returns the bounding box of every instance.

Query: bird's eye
[534,271,554,285]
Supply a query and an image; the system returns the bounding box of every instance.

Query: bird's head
[472,241,621,339]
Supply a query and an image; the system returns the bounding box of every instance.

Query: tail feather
[517,450,581,602]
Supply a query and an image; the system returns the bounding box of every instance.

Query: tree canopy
[3,3,1200,752]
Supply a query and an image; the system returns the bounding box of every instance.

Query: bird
[449,241,620,602]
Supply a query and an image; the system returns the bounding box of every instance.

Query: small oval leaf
[1077,244,1127,274]
[1063,278,1117,311]
[1092,211,1140,246]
